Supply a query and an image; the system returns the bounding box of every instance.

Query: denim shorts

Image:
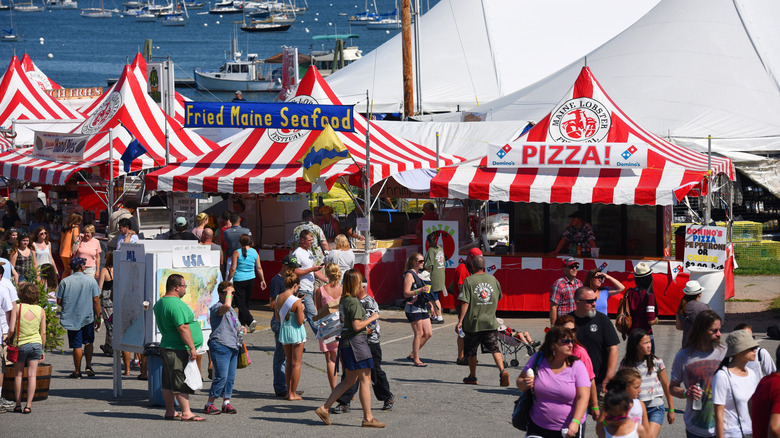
[18,343,44,363]
[67,323,95,349]
[646,404,665,425]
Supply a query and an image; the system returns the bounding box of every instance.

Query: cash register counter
[254,249,733,316]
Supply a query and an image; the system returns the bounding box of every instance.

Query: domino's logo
[621,145,638,160]
[496,144,512,159]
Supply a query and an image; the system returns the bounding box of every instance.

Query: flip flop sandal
[23,407,31,414]
[13,406,22,413]
[164,413,182,421]
[181,415,206,422]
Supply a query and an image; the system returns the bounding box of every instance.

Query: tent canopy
[326,0,660,114]
[431,67,734,206]
[435,0,780,154]
[0,57,218,185]
[146,66,463,194]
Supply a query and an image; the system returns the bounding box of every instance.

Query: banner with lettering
[487,142,648,168]
[32,131,90,162]
[184,102,355,131]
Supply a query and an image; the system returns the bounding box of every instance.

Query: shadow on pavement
[85,410,161,421]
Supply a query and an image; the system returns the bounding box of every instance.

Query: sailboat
[2,2,19,41]
[161,1,188,26]
[366,4,400,30]
[81,0,111,17]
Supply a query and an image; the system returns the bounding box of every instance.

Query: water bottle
[457,327,465,338]
[597,262,608,272]
[691,382,703,410]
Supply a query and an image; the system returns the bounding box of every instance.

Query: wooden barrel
[1,363,51,402]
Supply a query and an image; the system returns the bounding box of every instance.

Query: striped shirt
[631,357,666,407]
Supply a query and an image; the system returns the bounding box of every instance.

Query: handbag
[5,303,21,363]
[512,352,544,431]
[237,342,249,369]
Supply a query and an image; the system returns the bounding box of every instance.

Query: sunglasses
[417,259,424,263]
[578,298,597,304]
[559,338,574,345]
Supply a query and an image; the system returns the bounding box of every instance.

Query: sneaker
[248,320,257,333]
[382,397,394,411]
[361,418,386,428]
[0,405,6,413]
[330,403,350,414]
[500,371,510,387]
[221,403,237,414]
[99,344,113,357]
[463,376,478,385]
[203,404,221,415]
[0,397,15,408]
[84,367,96,377]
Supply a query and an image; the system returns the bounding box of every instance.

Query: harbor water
[0,0,430,102]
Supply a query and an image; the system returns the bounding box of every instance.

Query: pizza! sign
[488,142,648,169]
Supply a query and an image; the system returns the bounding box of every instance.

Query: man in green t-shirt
[423,232,447,324]
[455,256,509,387]
[153,273,205,421]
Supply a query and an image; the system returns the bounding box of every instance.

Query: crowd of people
[546,257,780,438]
[2,198,780,438]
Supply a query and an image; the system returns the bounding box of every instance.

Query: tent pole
[108,128,114,215]
[364,90,372,285]
[705,135,712,224]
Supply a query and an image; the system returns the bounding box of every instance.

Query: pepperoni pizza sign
[422,220,459,268]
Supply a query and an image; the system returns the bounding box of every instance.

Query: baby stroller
[496,318,540,368]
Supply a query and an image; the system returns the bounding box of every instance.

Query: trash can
[688,267,725,321]
[144,342,177,407]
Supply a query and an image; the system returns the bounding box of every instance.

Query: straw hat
[634,262,653,277]
[725,329,759,357]
[683,280,704,296]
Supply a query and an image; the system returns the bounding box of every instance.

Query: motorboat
[194,39,282,92]
[46,0,79,9]
[180,1,201,9]
[135,10,157,20]
[240,19,290,32]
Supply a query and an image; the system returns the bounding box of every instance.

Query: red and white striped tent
[20,54,63,91]
[0,59,219,185]
[146,66,462,194]
[0,56,83,147]
[79,54,189,125]
[431,67,734,206]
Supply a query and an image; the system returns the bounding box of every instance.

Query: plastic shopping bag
[184,359,203,391]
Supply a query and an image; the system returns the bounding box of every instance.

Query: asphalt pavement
[1,302,777,437]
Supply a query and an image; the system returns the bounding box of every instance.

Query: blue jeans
[686,430,714,438]
[208,340,238,400]
[270,317,286,395]
[298,289,318,333]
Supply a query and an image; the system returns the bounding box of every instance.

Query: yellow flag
[298,123,351,183]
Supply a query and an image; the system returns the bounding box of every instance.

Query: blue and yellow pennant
[298,123,351,183]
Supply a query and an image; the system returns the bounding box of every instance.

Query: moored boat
[194,39,282,91]
[310,34,361,77]
[240,20,290,32]
[45,0,79,9]
[208,0,241,14]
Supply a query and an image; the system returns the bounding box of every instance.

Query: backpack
[615,290,633,340]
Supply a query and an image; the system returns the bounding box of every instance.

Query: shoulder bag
[6,303,22,363]
[512,352,544,431]
[726,369,750,438]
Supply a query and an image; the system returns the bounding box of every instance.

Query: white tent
[433,0,780,155]
[326,0,660,114]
